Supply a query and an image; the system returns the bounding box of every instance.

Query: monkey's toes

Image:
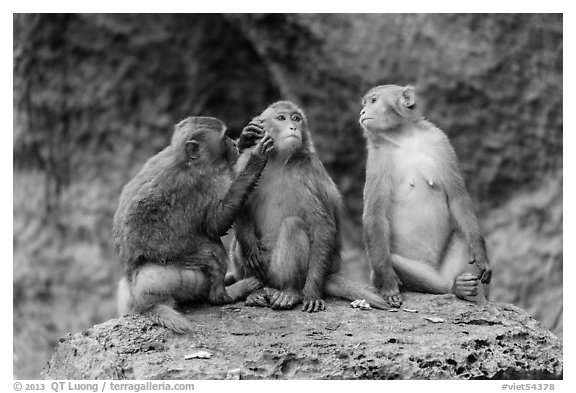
[245,292,268,307]
[384,293,403,308]
[244,277,263,291]
[209,289,233,305]
[163,317,193,334]
[302,299,325,313]
[270,292,297,310]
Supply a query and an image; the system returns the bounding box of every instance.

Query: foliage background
[13,13,562,379]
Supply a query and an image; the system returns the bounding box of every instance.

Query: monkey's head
[171,116,238,168]
[257,101,313,158]
[359,85,420,135]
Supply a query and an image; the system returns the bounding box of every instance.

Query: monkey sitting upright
[359,84,492,307]
[227,101,392,312]
[114,116,273,333]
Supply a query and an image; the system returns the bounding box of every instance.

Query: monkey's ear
[185,139,201,160]
[401,85,416,108]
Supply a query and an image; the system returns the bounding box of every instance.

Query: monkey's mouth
[285,135,301,140]
[360,117,374,124]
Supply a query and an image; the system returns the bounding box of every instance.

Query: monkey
[359,84,492,307]
[113,116,274,333]
[226,101,393,312]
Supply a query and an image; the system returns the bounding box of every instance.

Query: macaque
[114,116,273,333]
[359,84,492,307]
[227,101,392,312]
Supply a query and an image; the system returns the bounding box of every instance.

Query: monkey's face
[359,85,416,133]
[263,109,305,154]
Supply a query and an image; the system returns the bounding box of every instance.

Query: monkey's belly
[390,183,451,266]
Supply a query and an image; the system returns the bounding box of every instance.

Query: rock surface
[43,293,562,380]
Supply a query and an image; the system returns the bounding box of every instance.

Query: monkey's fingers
[253,134,274,157]
[245,121,265,132]
[262,136,275,154]
[241,129,264,140]
[457,273,478,282]
[247,255,266,278]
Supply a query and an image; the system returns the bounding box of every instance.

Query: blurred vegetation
[13,14,562,379]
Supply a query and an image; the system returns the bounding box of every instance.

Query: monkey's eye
[370,96,378,104]
[276,114,286,121]
[291,114,302,122]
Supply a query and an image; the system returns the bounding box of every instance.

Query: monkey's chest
[391,150,446,200]
[389,150,451,262]
[250,173,315,245]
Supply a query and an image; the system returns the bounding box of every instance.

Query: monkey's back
[113,147,231,270]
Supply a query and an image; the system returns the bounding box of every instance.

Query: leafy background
[13,14,562,379]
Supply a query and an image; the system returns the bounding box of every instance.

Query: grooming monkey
[359,85,492,306]
[114,117,273,333]
[227,101,392,312]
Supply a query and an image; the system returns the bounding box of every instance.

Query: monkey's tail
[325,273,391,310]
[145,304,192,334]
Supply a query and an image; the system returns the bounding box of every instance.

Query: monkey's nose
[360,108,366,116]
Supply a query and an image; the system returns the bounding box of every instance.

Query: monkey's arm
[234,213,267,279]
[362,192,402,306]
[301,216,335,312]
[205,154,267,238]
[443,143,492,284]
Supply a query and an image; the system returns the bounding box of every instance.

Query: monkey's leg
[391,235,488,304]
[439,233,489,305]
[363,213,402,307]
[225,238,241,286]
[226,277,264,302]
[130,264,195,334]
[267,217,310,310]
[203,244,234,305]
[117,277,133,317]
[390,255,453,294]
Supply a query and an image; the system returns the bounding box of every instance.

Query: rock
[43,293,562,380]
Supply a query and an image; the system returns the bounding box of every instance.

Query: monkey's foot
[270,289,302,310]
[243,277,263,292]
[245,289,270,307]
[208,284,233,305]
[452,273,478,300]
[302,297,326,313]
[379,289,402,308]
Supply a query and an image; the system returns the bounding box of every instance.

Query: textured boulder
[44,293,562,380]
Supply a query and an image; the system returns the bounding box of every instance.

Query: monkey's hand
[468,243,492,284]
[238,119,266,153]
[247,243,268,279]
[251,133,274,158]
